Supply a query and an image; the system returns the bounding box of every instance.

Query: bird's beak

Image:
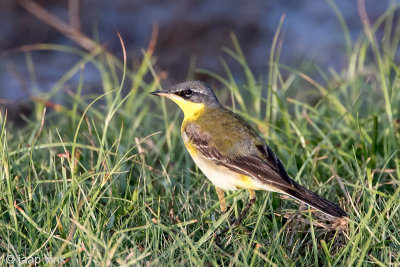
[150,90,170,97]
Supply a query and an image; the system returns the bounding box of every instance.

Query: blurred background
[0,0,394,122]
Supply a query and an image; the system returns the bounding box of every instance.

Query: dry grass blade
[17,0,97,51]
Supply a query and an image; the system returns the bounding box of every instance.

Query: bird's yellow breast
[185,141,198,156]
[167,95,205,124]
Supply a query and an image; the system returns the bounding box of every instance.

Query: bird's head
[151,81,221,118]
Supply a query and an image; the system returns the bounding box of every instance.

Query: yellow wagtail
[151,81,347,224]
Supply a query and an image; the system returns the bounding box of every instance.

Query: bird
[151,81,347,226]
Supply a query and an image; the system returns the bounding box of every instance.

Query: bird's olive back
[170,81,221,107]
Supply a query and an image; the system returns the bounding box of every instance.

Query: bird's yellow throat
[167,95,205,121]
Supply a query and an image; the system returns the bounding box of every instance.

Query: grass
[1,5,400,266]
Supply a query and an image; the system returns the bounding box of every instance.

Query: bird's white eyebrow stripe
[171,89,205,94]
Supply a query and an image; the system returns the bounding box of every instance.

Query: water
[0,0,393,108]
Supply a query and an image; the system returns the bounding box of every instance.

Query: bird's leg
[215,187,227,214]
[231,189,256,227]
[216,189,256,242]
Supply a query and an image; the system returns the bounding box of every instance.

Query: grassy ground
[1,7,400,267]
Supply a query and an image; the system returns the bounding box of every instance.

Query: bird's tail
[280,183,347,218]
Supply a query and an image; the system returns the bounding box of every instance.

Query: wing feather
[184,123,297,189]
[184,121,347,218]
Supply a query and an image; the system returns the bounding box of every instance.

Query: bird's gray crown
[169,80,221,106]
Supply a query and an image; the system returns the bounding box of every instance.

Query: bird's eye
[184,89,193,96]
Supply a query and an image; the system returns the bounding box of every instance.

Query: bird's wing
[184,121,347,218]
[184,122,297,190]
